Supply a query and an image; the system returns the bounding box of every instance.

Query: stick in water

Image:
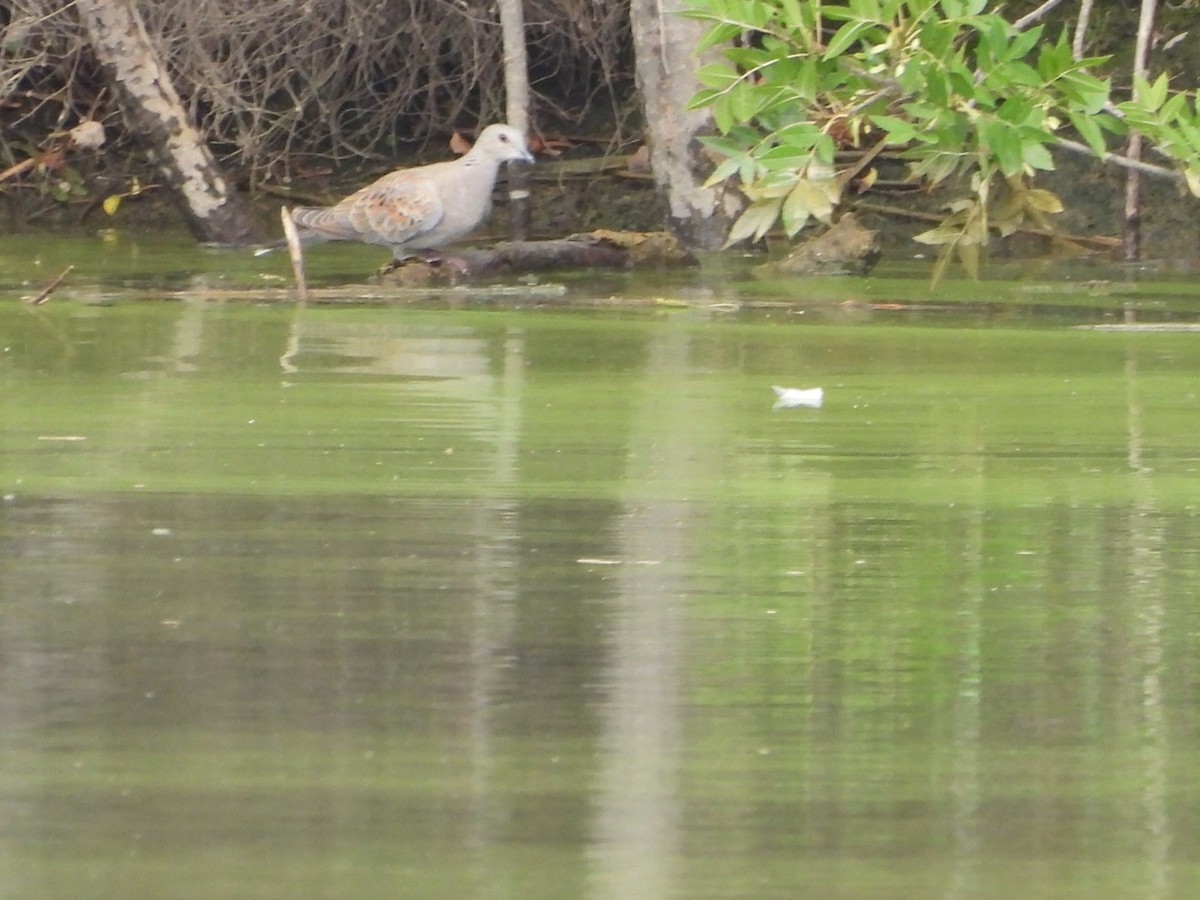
[280,206,308,302]
[23,265,75,305]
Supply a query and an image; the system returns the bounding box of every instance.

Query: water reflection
[590,325,693,900]
[2,300,1200,898]
[1127,341,1171,900]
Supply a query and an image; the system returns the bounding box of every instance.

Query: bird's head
[472,123,535,165]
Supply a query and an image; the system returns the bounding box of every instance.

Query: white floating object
[772,386,823,409]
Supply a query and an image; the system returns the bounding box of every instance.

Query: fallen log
[377,230,695,286]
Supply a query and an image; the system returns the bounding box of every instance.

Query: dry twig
[280,207,308,302]
[22,265,74,305]
[1,0,634,181]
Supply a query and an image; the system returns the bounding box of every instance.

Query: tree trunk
[75,0,265,245]
[1123,0,1158,261]
[498,0,532,240]
[629,0,741,250]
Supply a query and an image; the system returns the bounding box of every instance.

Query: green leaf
[946,68,977,104]
[1007,25,1043,62]
[781,184,812,236]
[725,197,783,246]
[992,61,1044,90]
[1058,72,1111,115]
[1036,37,1073,81]
[913,225,960,246]
[711,92,735,133]
[913,14,953,55]
[702,155,743,188]
[687,88,720,111]
[774,121,822,148]
[103,194,122,216]
[1160,92,1187,122]
[1177,117,1200,154]
[778,0,808,31]
[695,22,743,52]
[1184,167,1200,198]
[824,19,876,60]
[738,153,760,185]
[740,0,772,29]
[870,114,918,145]
[694,63,738,90]
[786,178,835,230]
[996,97,1036,126]
[1136,73,1169,112]
[979,119,1023,175]
[794,56,819,100]
[1021,140,1054,171]
[813,133,837,165]
[976,14,1012,66]
[956,241,980,280]
[699,132,751,156]
[729,83,764,123]
[927,244,954,288]
[756,145,811,172]
[1024,188,1063,213]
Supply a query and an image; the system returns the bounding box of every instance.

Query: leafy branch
[682,0,1200,279]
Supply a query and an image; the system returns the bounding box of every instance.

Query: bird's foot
[376,252,472,286]
[423,253,473,277]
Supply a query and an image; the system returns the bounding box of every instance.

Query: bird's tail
[254,211,332,256]
[252,239,287,257]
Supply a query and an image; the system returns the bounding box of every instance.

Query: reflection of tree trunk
[629,0,740,250]
[591,324,693,899]
[1123,344,1171,898]
[75,0,265,246]
[949,462,984,900]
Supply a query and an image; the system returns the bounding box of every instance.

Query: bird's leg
[376,251,469,284]
[405,250,472,277]
[430,254,472,277]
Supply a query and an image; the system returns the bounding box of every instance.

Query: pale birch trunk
[629,0,740,250]
[498,0,531,240]
[75,0,265,245]
[1123,0,1158,261]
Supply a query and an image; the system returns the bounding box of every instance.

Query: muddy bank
[5,147,1200,263]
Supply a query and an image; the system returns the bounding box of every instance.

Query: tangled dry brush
[1,0,634,180]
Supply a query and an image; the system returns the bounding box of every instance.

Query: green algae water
[2,235,1200,899]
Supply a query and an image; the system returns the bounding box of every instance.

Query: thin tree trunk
[1072,0,1095,59]
[498,0,531,240]
[629,0,741,250]
[75,0,265,245]
[1124,0,1158,261]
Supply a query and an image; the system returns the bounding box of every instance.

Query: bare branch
[1013,0,1073,32]
[1,0,635,180]
[1055,137,1182,183]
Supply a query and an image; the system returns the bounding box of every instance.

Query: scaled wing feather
[290,172,443,246]
[351,172,443,245]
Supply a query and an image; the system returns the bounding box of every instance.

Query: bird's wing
[291,171,444,246]
[348,171,444,245]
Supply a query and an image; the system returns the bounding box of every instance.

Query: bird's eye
[499,134,509,142]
